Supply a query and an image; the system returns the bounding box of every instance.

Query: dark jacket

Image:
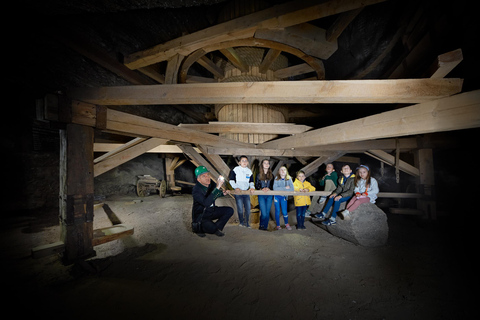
[191,181,224,222]
[255,173,274,190]
[332,174,356,198]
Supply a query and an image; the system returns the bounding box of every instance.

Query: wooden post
[59,123,95,264]
[415,148,436,219]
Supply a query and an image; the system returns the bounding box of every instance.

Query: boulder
[315,202,388,247]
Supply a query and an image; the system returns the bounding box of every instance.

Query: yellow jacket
[293,179,316,206]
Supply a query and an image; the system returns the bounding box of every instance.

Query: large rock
[316,202,388,247]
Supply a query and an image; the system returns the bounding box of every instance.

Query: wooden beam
[326,7,363,42]
[124,0,386,69]
[94,138,167,177]
[428,48,463,79]
[259,48,281,73]
[219,48,249,73]
[178,122,312,134]
[255,23,337,60]
[274,63,318,79]
[197,55,225,79]
[364,149,419,177]
[70,78,463,105]
[301,152,345,177]
[260,90,480,150]
[71,103,254,149]
[94,137,146,163]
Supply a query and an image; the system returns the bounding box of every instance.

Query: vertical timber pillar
[59,123,95,264]
[416,148,437,220]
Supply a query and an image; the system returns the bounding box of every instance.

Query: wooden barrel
[216,47,288,143]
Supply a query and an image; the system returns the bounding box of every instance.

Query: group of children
[228,156,379,230]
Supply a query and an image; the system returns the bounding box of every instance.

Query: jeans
[322,196,351,220]
[201,207,234,234]
[274,195,289,226]
[258,195,273,230]
[296,205,307,228]
[234,194,251,226]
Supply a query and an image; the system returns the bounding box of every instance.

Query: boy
[313,164,355,226]
[229,155,255,227]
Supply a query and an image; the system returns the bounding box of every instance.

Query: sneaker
[285,224,292,230]
[238,223,245,227]
[339,210,350,220]
[322,218,336,226]
[314,212,326,220]
[275,226,282,230]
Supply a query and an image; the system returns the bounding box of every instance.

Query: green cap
[195,165,209,177]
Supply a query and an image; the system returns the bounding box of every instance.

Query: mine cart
[136,175,167,198]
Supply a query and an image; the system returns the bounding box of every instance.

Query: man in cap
[192,166,233,237]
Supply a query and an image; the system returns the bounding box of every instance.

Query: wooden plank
[31,241,65,259]
[70,78,463,105]
[365,149,420,177]
[274,63,317,79]
[124,0,386,69]
[178,122,312,134]
[230,190,423,198]
[260,90,480,150]
[94,138,167,177]
[428,48,463,79]
[92,224,134,246]
[71,104,254,149]
[94,137,146,163]
[301,152,344,177]
[197,56,225,79]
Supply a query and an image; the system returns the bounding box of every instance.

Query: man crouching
[192,166,233,237]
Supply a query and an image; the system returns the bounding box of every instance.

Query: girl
[314,164,355,226]
[273,166,294,230]
[255,159,274,231]
[293,170,316,229]
[339,165,379,220]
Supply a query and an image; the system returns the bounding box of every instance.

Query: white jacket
[229,166,254,190]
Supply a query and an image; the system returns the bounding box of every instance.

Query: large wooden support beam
[59,124,96,264]
[70,101,253,149]
[365,149,419,177]
[124,0,386,69]
[260,90,480,150]
[70,79,463,105]
[94,138,167,177]
[179,122,312,134]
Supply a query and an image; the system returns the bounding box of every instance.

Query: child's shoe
[314,212,326,220]
[275,225,282,230]
[285,224,292,230]
[322,218,336,226]
[338,210,350,220]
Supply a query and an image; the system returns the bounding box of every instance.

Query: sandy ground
[1,194,473,319]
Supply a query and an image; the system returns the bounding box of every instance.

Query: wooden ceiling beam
[259,90,480,150]
[70,78,463,105]
[178,122,312,134]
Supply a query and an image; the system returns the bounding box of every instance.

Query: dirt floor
[1,193,474,319]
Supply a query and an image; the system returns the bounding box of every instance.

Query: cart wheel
[136,180,146,197]
[159,179,167,198]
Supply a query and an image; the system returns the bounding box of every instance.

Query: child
[318,163,338,203]
[229,155,255,227]
[339,165,379,220]
[307,163,338,215]
[293,170,316,229]
[313,164,355,226]
[255,159,274,231]
[273,166,294,230]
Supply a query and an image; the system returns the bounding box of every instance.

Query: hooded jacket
[332,174,356,198]
[293,179,316,206]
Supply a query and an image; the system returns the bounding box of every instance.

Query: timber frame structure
[34,0,479,263]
